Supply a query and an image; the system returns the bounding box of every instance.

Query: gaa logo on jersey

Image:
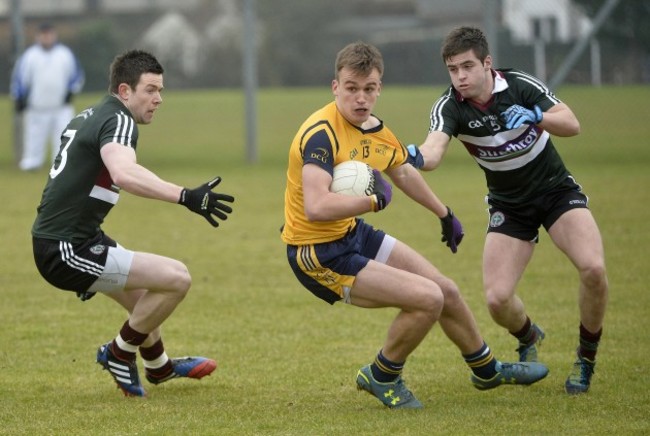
[489,211,506,228]
[90,244,106,255]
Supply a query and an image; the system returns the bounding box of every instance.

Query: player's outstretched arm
[387,164,463,253]
[101,143,234,227]
[179,177,234,227]
[101,142,185,202]
[417,131,452,171]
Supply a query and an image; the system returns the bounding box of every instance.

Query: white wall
[503,0,591,43]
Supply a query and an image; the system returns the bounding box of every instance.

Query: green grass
[0,85,649,435]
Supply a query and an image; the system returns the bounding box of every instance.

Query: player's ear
[331,79,339,96]
[117,83,132,99]
[484,55,492,71]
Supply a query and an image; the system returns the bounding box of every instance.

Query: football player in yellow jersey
[281,41,549,409]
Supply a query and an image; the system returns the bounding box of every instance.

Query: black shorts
[486,176,589,242]
[33,232,117,295]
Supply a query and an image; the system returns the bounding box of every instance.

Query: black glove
[439,206,464,253]
[15,97,27,113]
[178,176,234,227]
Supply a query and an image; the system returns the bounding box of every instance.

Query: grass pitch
[0,85,648,435]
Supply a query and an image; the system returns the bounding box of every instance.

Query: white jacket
[11,42,85,110]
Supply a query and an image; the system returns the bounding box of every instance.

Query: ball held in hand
[330,161,375,197]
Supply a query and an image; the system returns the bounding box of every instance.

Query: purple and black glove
[440,206,464,253]
[501,104,543,129]
[179,176,235,227]
[370,169,392,212]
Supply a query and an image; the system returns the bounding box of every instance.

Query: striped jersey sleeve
[101,110,136,148]
[508,70,561,110]
[428,88,458,137]
[425,68,569,203]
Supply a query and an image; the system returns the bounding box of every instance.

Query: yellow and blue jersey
[281,101,409,245]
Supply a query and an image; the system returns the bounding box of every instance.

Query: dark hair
[334,41,384,80]
[38,22,55,32]
[108,50,164,94]
[441,26,489,63]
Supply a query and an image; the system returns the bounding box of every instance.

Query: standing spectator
[10,22,85,171]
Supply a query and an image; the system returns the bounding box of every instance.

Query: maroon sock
[111,320,148,361]
[140,338,165,361]
[511,317,535,344]
[140,339,173,377]
[578,323,602,361]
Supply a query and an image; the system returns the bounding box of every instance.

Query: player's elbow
[420,149,444,171]
[304,204,326,222]
[109,172,132,190]
[421,159,441,171]
[554,120,581,137]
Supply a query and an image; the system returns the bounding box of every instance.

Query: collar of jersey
[492,70,509,94]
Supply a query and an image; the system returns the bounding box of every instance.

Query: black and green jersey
[32,95,139,243]
[429,69,569,203]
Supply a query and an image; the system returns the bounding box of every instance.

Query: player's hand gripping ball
[330,161,375,197]
[330,161,392,211]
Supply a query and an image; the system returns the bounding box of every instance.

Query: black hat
[38,22,55,32]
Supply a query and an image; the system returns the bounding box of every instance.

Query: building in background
[0,0,644,90]
[503,0,591,43]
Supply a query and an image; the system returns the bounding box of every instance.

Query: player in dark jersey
[31,50,235,397]
[407,27,608,394]
[282,41,549,409]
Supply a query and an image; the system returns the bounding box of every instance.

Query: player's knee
[168,261,191,296]
[580,261,607,291]
[485,288,511,315]
[438,277,462,305]
[418,285,444,320]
